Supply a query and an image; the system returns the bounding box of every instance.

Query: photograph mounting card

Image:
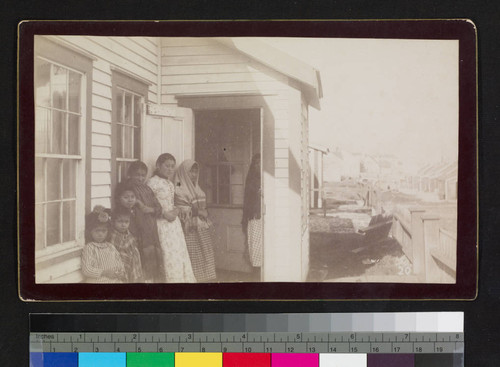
[18,20,477,300]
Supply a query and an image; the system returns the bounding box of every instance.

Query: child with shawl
[174,160,217,282]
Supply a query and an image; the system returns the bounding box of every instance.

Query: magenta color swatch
[367,354,414,367]
[271,353,319,367]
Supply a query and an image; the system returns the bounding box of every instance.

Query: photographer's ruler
[30,313,464,366]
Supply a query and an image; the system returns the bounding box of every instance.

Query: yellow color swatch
[175,353,222,367]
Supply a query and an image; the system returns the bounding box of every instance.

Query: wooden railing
[392,205,456,283]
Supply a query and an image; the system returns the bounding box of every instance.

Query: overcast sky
[261,37,459,170]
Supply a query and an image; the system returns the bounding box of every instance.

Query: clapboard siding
[163,81,290,96]
[161,44,233,57]
[161,37,214,47]
[162,71,280,85]
[92,133,111,147]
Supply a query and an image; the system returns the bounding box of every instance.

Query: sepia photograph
[31,34,460,286]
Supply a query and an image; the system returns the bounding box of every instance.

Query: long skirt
[184,227,217,282]
[248,218,263,267]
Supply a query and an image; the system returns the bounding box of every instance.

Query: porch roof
[216,38,323,110]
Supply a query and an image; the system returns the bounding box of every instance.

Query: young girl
[81,206,127,283]
[109,207,144,283]
[147,153,196,283]
[126,161,165,282]
[114,180,162,282]
[174,159,217,282]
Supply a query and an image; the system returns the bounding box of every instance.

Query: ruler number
[116,347,120,352]
[309,346,316,352]
[351,346,358,353]
[296,333,301,340]
[201,347,206,352]
[287,346,294,353]
[180,347,184,352]
[132,334,137,341]
[223,347,227,353]
[372,347,380,352]
[95,347,99,352]
[330,347,337,352]
[415,347,423,353]
[350,334,355,340]
[436,346,444,353]
[159,347,163,353]
[394,346,400,352]
[137,347,142,353]
[244,347,252,352]
[73,347,78,353]
[265,347,272,353]
[404,334,409,340]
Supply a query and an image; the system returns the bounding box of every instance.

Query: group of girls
[81,153,217,284]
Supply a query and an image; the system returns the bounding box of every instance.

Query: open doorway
[195,109,262,282]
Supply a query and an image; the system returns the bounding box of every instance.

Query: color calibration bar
[29,313,464,367]
[30,351,463,367]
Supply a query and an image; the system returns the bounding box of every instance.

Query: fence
[392,206,456,283]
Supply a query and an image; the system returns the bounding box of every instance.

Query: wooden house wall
[50,36,160,210]
[161,39,309,281]
[37,36,159,283]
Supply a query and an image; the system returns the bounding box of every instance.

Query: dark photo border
[18,20,477,301]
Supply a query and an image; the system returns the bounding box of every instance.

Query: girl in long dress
[174,160,217,282]
[147,153,196,283]
[242,153,262,270]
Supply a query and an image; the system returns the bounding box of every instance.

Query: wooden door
[195,109,261,274]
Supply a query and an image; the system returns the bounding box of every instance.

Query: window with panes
[112,72,147,184]
[34,47,88,253]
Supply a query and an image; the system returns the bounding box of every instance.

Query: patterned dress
[147,175,196,283]
[81,241,126,283]
[109,229,144,283]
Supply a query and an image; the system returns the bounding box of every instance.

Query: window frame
[34,37,93,261]
[111,71,148,187]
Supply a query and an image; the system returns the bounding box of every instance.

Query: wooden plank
[163,80,289,96]
[92,94,112,111]
[275,158,289,168]
[161,44,233,57]
[91,132,111,147]
[92,172,111,185]
[92,81,112,99]
[148,90,157,104]
[91,146,112,159]
[142,37,160,52]
[161,53,248,66]
[115,37,158,62]
[92,120,111,135]
[37,253,82,283]
[93,58,111,74]
[48,269,84,284]
[275,168,289,178]
[62,36,157,84]
[91,184,112,198]
[162,71,280,85]
[162,63,252,76]
[92,107,112,123]
[89,36,158,74]
[275,139,289,149]
[93,68,112,87]
[160,94,178,105]
[161,37,214,47]
[91,197,111,209]
[91,159,111,172]
[275,148,288,158]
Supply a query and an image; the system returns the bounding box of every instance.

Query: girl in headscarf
[242,153,262,269]
[147,153,196,283]
[174,160,217,282]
